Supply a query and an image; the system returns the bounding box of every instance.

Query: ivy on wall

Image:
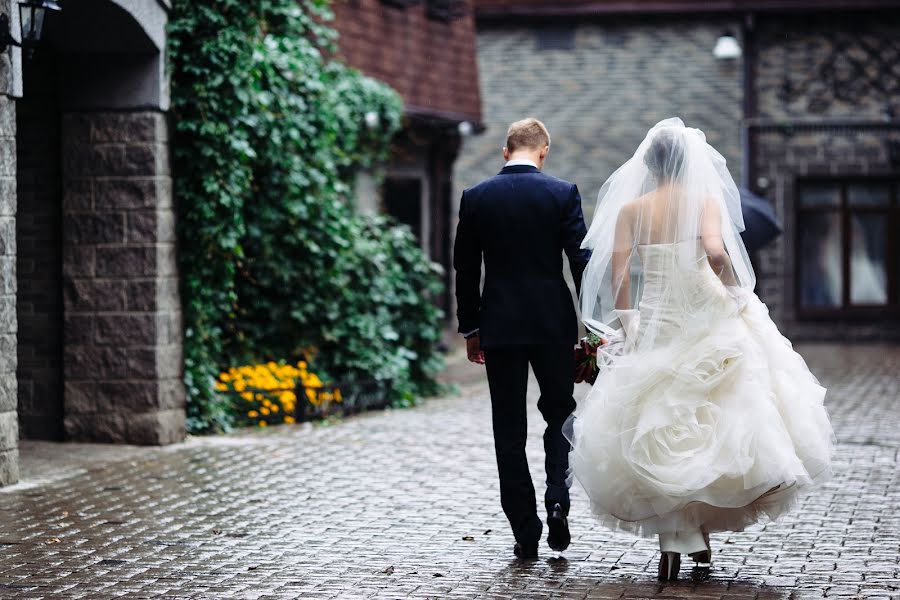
[168,0,445,432]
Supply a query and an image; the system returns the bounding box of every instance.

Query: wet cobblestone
[0,344,897,599]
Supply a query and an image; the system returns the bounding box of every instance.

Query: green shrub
[168,0,444,433]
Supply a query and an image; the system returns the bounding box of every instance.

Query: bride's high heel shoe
[657,551,680,581]
[688,531,712,564]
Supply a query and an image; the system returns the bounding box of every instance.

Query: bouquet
[574,332,605,384]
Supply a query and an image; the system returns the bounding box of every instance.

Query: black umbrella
[739,187,782,253]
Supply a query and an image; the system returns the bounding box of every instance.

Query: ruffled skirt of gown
[567,262,834,539]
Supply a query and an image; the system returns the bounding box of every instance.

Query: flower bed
[216,361,391,427]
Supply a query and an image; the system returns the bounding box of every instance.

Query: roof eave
[404,105,486,133]
[476,0,900,20]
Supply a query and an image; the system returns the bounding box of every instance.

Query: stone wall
[460,12,900,342]
[455,18,744,212]
[0,0,18,482]
[751,12,900,340]
[61,111,185,444]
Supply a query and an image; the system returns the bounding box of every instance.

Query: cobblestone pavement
[0,344,898,599]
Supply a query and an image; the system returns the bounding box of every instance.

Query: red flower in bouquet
[574,332,605,384]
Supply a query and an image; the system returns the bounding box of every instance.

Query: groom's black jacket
[454,164,591,349]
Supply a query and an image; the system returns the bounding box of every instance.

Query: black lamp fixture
[1,0,61,56]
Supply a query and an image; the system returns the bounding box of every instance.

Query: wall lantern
[713,31,742,60]
[0,0,61,56]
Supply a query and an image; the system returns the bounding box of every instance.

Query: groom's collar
[505,159,538,168]
[500,160,540,175]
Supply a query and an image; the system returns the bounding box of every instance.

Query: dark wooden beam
[475,0,900,19]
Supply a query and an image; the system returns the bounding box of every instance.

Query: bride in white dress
[567,118,834,580]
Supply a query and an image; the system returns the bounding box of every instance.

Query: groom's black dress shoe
[513,541,539,560]
[547,503,571,552]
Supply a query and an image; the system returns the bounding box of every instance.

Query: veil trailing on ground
[580,118,755,351]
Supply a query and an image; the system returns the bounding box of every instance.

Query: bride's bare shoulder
[621,192,654,215]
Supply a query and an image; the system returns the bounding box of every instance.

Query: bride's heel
[688,531,712,564]
[657,551,680,581]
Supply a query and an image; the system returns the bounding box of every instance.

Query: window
[383,177,424,242]
[381,0,422,8]
[379,0,466,21]
[425,0,466,22]
[796,178,899,317]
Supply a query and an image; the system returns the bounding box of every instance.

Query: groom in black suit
[454,118,590,559]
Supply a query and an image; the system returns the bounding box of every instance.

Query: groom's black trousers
[484,343,576,546]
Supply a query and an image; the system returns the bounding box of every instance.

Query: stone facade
[452,16,744,321]
[455,18,744,223]
[0,99,16,485]
[750,12,900,340]
[459,6,900,341]
[0,0,185,486]
[61,112,184,444]
[0,0,18,485]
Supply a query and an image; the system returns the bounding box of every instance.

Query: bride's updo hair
[644,127,686,181]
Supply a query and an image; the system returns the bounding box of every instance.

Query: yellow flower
[258,421,267,427]
[334,389,343,402]
[223,359,329,422]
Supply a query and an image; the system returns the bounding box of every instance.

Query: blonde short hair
[505,118,551,153]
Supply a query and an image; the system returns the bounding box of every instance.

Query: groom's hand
[466,335,485,365]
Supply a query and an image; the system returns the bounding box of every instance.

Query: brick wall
[331,0,482,122]
[449,17,743,332]
[455,18,744,217]
[751,12,900,340]
[61,112,185,444]
[15,52,63,440]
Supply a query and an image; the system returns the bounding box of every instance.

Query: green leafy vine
[168,0,444,432]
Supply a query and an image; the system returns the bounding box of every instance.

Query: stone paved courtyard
[0,344,898,599]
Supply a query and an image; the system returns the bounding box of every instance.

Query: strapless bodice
[633,240,732,343]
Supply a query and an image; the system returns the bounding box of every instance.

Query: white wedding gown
[568,240,834,543]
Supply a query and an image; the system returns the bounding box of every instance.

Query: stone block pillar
[0,94,17,484]
[61,111,185,444]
